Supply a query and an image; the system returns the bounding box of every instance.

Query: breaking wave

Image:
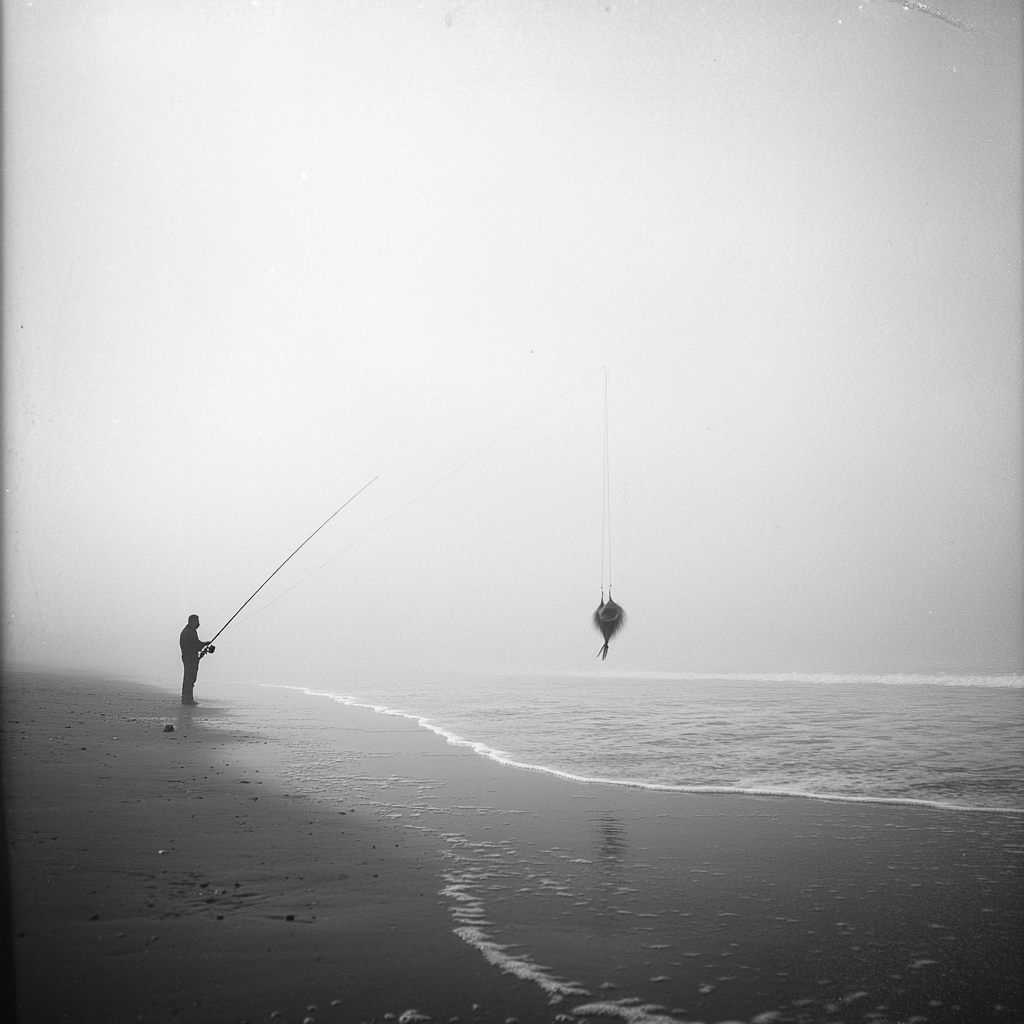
[274,684,1024,814]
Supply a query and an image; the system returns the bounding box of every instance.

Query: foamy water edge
[269,685,1024,815]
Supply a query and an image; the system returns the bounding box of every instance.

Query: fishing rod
[204,476,378,649]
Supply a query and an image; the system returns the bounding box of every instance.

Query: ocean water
[233,671,1024,1023]
[299,671,1024,813]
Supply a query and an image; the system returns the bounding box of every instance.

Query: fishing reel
[200,644,216,658]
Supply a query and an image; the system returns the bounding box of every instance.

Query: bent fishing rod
[204,476,378,650]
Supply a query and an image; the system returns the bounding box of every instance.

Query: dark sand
[3,670,1022,1024]
[3,671,557,1024]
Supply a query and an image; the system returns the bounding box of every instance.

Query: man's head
[188,614,200,627]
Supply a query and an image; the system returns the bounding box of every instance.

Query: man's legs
[181,657,199,705]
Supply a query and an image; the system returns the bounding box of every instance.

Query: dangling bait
[592,368,626,659]
[593,592,626,660]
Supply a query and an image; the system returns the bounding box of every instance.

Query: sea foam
[272,684,1024,814]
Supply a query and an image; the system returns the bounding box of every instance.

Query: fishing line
[206,476,378,646]
[593,366,624,659]
[601,366,613,598]
[600,371,606,598]
[226,365,609,631]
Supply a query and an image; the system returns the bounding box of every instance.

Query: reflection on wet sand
[594,813,627,871]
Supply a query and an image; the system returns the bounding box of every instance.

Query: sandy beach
[3,670,1022,1024]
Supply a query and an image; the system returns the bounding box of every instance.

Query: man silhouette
[179,614,213,706]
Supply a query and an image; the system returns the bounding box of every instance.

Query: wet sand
[2,670,555,1024]
[3,670,1022,1024]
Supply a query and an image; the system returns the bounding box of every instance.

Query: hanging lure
[593,591,626,660]
[592,368,626,659]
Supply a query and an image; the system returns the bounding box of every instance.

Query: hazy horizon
[4,0,1021,687]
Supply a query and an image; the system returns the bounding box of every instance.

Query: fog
[4,0,1021,686]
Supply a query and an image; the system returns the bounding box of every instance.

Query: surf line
[269,685,1024,816]
[228,365,610,631]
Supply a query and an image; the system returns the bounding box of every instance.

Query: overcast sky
[4,0,1021,685]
